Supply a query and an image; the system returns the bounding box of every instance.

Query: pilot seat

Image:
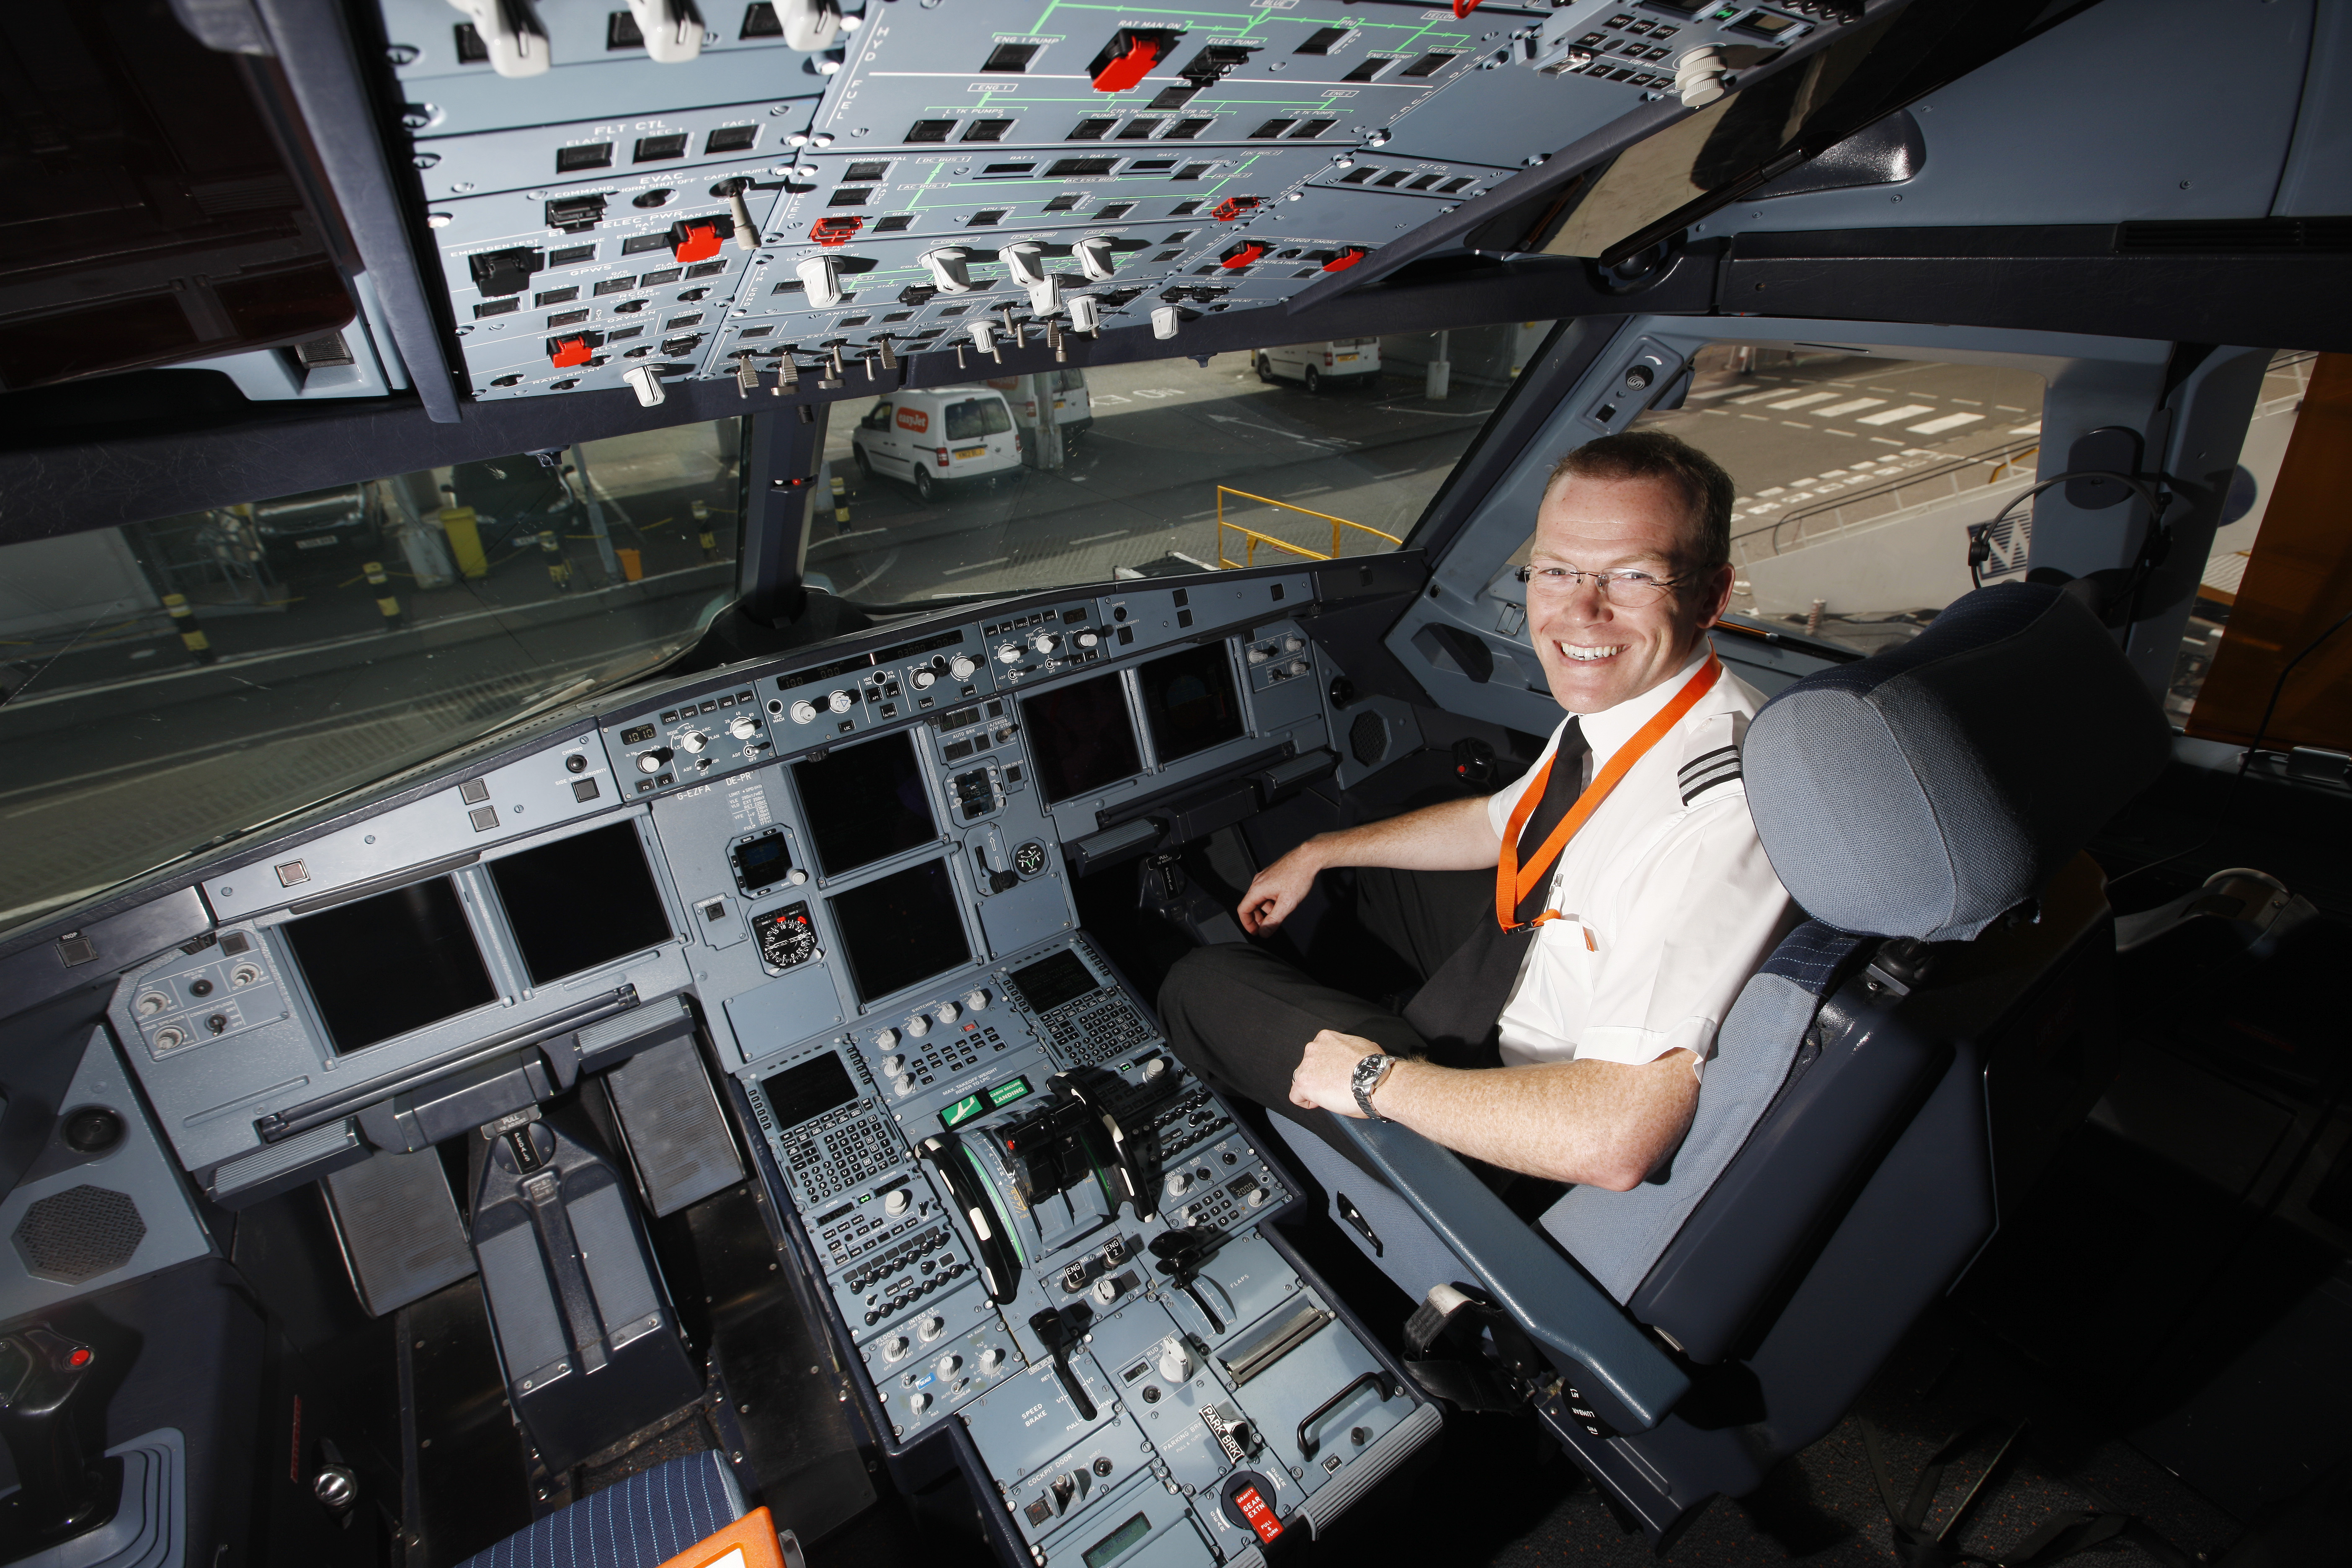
[1264,580,2175,1545]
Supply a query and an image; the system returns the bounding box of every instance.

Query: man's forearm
[1300,795,1501,875]
[1373,1052,1698,1190]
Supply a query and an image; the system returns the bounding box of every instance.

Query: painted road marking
[1767,392,1839,410]
[1857,404,1937,426]
[1814,397,1887,418]
[1908,411,1985,434]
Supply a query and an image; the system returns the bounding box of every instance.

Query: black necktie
[1511,717,1589,927]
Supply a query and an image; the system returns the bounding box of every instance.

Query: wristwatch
[1350,1053,1399,1122]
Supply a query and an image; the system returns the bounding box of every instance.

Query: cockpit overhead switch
[797,254,844,308]
[623,0,704,62]
[446,0,550,78]
[920,247,976,293]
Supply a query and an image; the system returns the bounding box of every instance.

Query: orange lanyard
[1495,653,1723,932]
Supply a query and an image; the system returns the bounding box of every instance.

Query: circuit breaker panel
[378,0,1861,404]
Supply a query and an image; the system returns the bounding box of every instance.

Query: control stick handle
[0,1326,120,1550]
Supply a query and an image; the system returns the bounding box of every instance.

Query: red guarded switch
[1453,0,1484,15]
[1091,34,1161,92]
[673,222,723,264]
[550,336,593,367]
[810,214,863,247]
[1219,242,1265,270]
[1210,196,1261,223]
[1321,247,1368,273]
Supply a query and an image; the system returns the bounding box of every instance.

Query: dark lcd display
[731,830,793,892]
[1006,949,1100,1014]
[828,858,972,1004]
[792,732,936,877]
[1021,670,1142,805]
[488,822,674,985]
[760,1050,858,1129]
[1137,643,1244,765]
[284,877,497,1054]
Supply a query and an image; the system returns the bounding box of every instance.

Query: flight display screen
[1137,643,1244,765]
[284,877,497,1054]
[1021,670,1142,805]
[828,858,972,1003]
[792,732,937,877]
[1005,949,1100,1014]
[760,1050,859,1130]
[488,821,673,985]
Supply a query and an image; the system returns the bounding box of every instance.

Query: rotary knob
[874,1029,898,1051]
[1090,1275,1121,1307]
[1142,1057,1168,1080]
[917,1313,947,1343]
[827,690,853,714]
[728,714,759,739]
[635,748,672,774]
[1246,647,1270,665]
[961,988,990,1013]
[1283,636,1305,653]
[935,1351,962,1377]
[911,668,936,690]
[135,992,169,1017]
[905,1014,931,1038]
[680,730,709,753]
[978,1346,1006,1373]
[1166,1171,1191,1196]
[949,655,977,680]
[1158,1341,1192,1384]
[789,700,818,724]
[1076,631,1099,649]
[885,1188,911,1216]
[908,1389,932,1413]
[996,645,1021,665]
[883,1334,911,1362]
[1286,660,1311,678]
[881,1054,905,1073]
[935,1000,961,1025]
[1030,632,1058,655]
[891,1073,915,1097]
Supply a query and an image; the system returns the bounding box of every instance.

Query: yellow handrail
[1214,487,1402,569]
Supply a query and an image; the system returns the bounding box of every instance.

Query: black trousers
[1157,867,1530,1175]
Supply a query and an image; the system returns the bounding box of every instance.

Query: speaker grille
[1349,711,1388,767]
[14,1185,144,1284]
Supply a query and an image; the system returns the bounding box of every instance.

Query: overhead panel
[369,0,1859,404]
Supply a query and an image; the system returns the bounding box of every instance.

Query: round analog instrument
[1013,841,1048,877]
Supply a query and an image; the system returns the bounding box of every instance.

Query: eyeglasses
[1514,564,1688,607]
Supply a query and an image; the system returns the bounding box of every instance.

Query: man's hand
[1288,1029,1387,1118]
[1237,839,1325,934]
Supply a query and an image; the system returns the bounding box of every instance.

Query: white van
[1255,338,1382,392]
[986,369,1094,436]
[849,386,1023,501]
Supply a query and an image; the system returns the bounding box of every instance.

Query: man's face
[1525,472,1735,715]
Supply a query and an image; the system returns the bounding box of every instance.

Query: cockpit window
[822,322,1553,603]
[0,418,743,936]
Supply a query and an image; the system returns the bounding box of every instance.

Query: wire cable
[2108,603,2352,896]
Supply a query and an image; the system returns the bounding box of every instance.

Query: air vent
[2114,217,2352,253]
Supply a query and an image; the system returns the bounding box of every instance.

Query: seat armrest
[1333,1116,1689,1430]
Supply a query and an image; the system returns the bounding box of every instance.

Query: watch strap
[1351,1053,1395,1122]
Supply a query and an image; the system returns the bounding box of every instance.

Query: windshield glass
[0,418,743,935]
[817,322,1553,603]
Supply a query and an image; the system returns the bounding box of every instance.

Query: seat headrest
[1743,582,2171,941]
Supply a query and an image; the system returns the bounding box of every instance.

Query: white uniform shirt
[1485,646,1796,1078]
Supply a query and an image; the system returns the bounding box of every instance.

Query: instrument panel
[98,562,1429,1564]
